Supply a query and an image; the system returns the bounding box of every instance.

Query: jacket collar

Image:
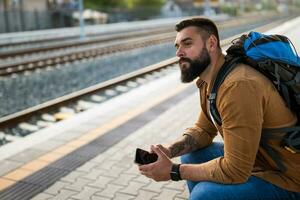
[196,53,225,92]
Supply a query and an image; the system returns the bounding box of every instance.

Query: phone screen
[134,148,158,165]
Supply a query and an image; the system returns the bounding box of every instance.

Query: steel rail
[0,27,173,58]
[0,15,291,77]
[0,57,178,129]
[0,24,173,49]
[0,14,275,57]
[0,32,176,76]
[0,18,287,129]
[0,12,280,49]
[0,18,235,58]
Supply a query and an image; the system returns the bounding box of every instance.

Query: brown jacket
[184,54,300,192]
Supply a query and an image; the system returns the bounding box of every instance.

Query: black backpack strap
[208,57,242,126]
[263,126,300,152]
[281,83,291,109]
[284,131,300,153]
[263,126,300,134]
[260,140,287,172]
[261,126,300,172]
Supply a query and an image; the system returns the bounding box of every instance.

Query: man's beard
[179,47,211,83]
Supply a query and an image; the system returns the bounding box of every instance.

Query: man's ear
[206,35,218,52]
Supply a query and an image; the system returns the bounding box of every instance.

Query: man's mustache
[179,57,192,64]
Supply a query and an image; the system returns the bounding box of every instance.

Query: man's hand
[151,144,172,158]
[138,144,173,182]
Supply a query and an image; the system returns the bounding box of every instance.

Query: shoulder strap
[263,126,300,134]
[208,57,242,126]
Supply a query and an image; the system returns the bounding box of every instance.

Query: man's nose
[176,48,185,58]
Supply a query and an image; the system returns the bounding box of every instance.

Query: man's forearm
[168,134,199,158]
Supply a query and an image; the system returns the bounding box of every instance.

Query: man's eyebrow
[181,37,192,43]
[174,37,192,48]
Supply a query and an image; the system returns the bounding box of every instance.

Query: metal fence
[0,7,205,33]
[0,9,74,33]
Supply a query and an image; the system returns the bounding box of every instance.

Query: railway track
[0,14,291,77]
[0,19,180,50]
[0,27,173,58]
[0,14,235,51]
[0,15,297,147]
[0,57,179,143]
[0,32,175,76]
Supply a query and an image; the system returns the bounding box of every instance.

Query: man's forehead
[175,26,200,42]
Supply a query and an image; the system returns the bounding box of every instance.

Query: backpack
[208,31,300,172]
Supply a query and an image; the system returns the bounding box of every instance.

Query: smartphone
[134,148,158,165]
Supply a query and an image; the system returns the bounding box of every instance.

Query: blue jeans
[181,142,300,200]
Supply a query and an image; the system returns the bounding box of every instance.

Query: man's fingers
[157,144,169,156]
[150,143,160,153]
[139,163,154,171]
[140,170,151,178]
[139,167,154,179]
[151,145,167,159]
[139,164,146,171]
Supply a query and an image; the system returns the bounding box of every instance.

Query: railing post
[78,0,86,40]
[4,10,10,33]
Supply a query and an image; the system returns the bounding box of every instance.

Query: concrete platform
[0,16,299,200]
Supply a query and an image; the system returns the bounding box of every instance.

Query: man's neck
[200,51,224,87]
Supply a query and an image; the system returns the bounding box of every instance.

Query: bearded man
[138,17,300,200]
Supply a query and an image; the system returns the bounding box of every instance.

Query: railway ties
[0,33,175,76]
[0,62,177,147]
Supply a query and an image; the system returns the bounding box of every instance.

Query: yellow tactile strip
[0,83,190,192]
[0,179,15,191]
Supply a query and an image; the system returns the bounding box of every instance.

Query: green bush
[260,0,276,10]
[220,4,238,16]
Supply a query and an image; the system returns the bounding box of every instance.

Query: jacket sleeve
[195,80,264,183]
[183,105,218,149]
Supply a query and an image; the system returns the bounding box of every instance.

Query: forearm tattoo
[169,135,199,158]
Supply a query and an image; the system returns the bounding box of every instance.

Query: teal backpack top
[209,31,300,172]
[244,31,300,66]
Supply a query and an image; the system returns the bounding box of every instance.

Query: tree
[84,0,165,10]
[84,0,166,21]
[128,0,165,9]
[84,0,127,9]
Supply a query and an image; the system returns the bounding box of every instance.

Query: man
[138,17,300,200]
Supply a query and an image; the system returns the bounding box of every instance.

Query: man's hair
[175,18,220,48]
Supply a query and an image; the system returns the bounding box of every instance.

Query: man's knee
[180,146,210,164]
[189,182,219,200]
[181,142,224,165]
[181,153,192,164]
